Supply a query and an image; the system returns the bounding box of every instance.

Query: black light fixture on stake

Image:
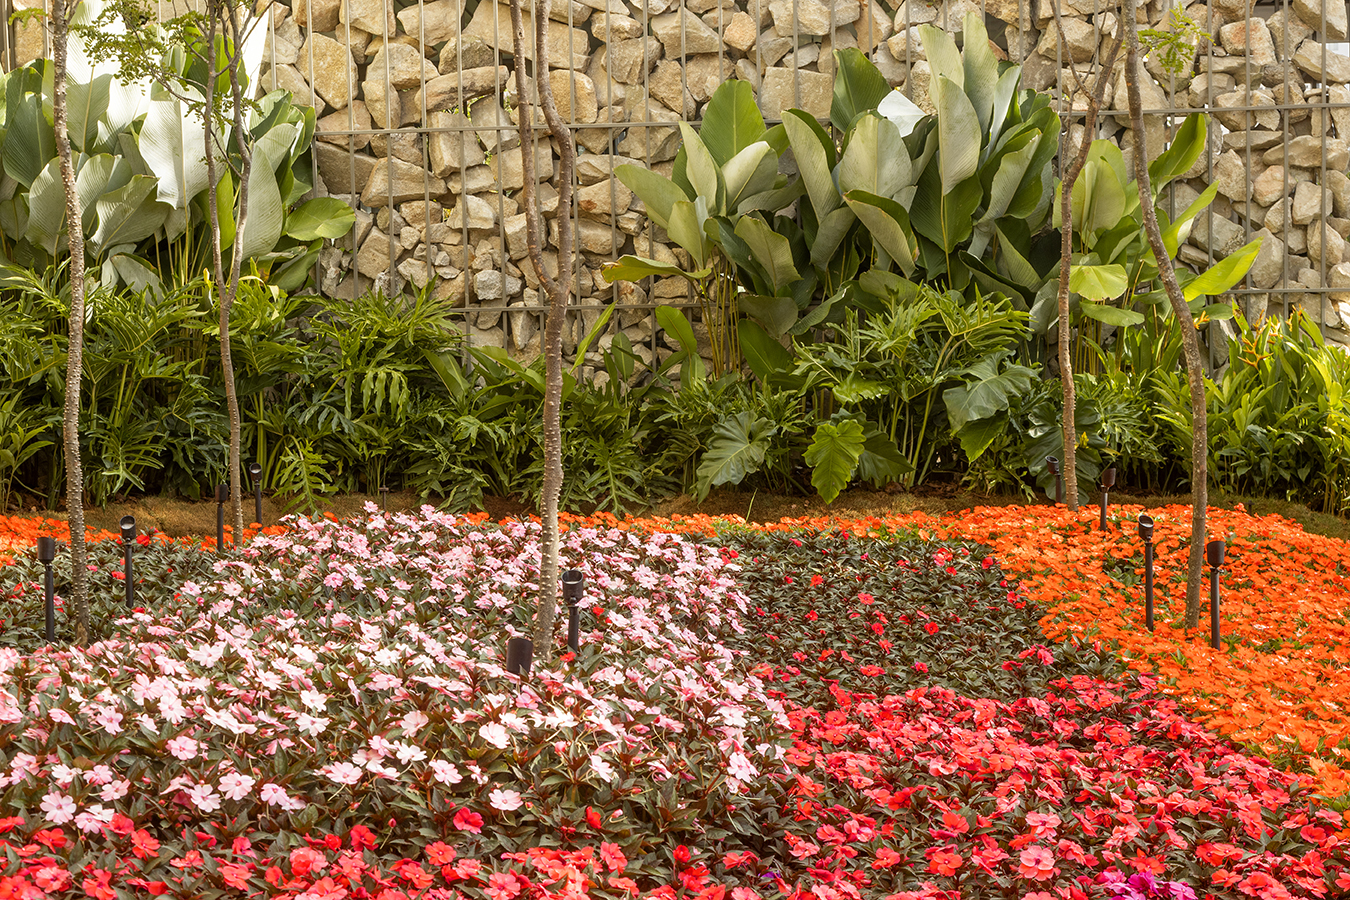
[1098,467,1117,531]
[1138,514,1155,632]
[379,485,390,512]
[120,516,136,609]
[215,483,228,551]
[505,636,534,676]
[1046,456,1063,505]
[248,462,263,527]
[37,536,56,643]
[1207,539,1226,651]
[562,569,585,653]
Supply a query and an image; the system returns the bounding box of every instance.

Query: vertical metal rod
[216,483,226,551]
[1099,491,1109,530]
[1209,566,1221,650]
[124,542,134,608]
[44,563,55,642]
[1144,540,1154,632]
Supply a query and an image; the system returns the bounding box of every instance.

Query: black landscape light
[216,483,228,550]
[38,536,56,643]
[506,636,534,676]
[248,462,263,526]
[379,485,390,512]
[1099,467,1117,531]
[1138,515,1155,631]
[1046,456,1062,505]
[1207,539,1226,651]
[120,516,136,609]
[562,569,585,653]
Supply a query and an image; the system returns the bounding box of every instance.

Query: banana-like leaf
[696,412,775,498]
[90,174,168,257]
[993,223,1041,290]
[602,254,708,283]
[933,76,981,193]
[138,87,209,217]
[67,73,111,154]
[284,197,356,240]
[980,134,1039,224]
[734,215,799,293]
[2,92,55,188]
[960,12,998,135]
[805,419,866,503]
[844,189,917,276]
[986,66,1022,151]
[75,153,118,232]
[909,165,981,253]
[615,164,688,229]
[809,206,858,271]
[738,178,807,215]
[699,80,766,166]
[1069,262,1128,301]
[722,142,777,212]
[829,48,892,133]
[239,158,285,261]
[878,89,926,138]
[667,198,712,269]
[1079,300,1145,326]
[838,113,910,199]
[738,318,794,377]
[738,294,799,338]
[680,122,723,214]
[23,158,66,256]
[1183,237,1262,301]
[1161,182,1218,258]
[782,110,840,218]
[108,251,165,295]
[655,304,700,356]
[1148,112,1207,195]
[918,24,964,91]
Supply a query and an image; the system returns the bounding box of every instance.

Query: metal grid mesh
[5,0,1350,371]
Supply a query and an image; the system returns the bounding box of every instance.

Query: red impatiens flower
[349,824,376,851]
[1016,846,1057,881]
[926,847,962,876]
[924,622,940,635]
[425,841,456,866]
[453,808,484,833]
[872,847,903,869]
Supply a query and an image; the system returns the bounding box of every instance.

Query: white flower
[479,722,510,749]
[489,788,524,811]
[590,754,616,783]
[320,763,363,785]
[187,784,220,812]
[218,772,256,801]
[40,791,76,824]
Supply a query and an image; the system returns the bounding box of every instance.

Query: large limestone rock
[316,144,379,194]
[549,70,600,123]
[759,68,833,121]
[396,0,464,45]
[1293,0,1348,41]
[411,67,511,115]
[1219,18,1277,66]
[768,0,861,36]
[340,0,395,37]
[428,111,487,177]
[302,35,359,112]
[362,158,447,208]
[652,8,725,55]
[462,2,590,68]
[366,42,438,92]
[1294,39,1350,83]
[293,0,341,32]
[492,145,557,190]
[576,177,634,218]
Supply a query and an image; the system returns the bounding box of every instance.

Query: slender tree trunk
[222,0,251,542]
[1123,0,1206,627]
[509,0,575,648]
[1052,26,1120,512]
[52,0,89,643]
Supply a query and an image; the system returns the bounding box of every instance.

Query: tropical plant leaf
[138,88,209,214]
[805,419,866,503]
[284,197,357,240]
[667,198,712,269]
[943,356,1038,432]
[615,164,688,229]
[602,255,706,284]
[1079,300,1145,326]
[830,48,892,133]
[809,206,859,271]
[1183,237,1262,301]
[782,110,840,217]
[1148,112,1206,194]
[696,412,774,498]
[857,429,913,485]
[738,294,799,338]
[680,122,723,214]
[918,24,964,90]
[722,142,778,212]
[843,189,917,276]
[838,113,911,199]
[90,174,168,257]
[1069,263,1128,301]
[699,80,766,166]
[67,73,111,154]
[933,76,981,193]
[735,215,799,293]
[960,11,998,134]
[23,158,66,257]
[738,318,793,381]
[2,92,55,188]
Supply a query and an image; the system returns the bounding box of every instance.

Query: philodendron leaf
[943,356,1038,432]
[805,419,866,503]
[696,412,775,499]
[1069,263,1128,301]
[857,429,913,486]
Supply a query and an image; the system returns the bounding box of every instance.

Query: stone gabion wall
[6,0,1350,370]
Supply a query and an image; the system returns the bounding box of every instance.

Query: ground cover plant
[0,506,1348,898]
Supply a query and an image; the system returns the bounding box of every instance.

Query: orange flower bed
[0,516,118,565]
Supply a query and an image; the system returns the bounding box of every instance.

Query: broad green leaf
[809,206,858,271]
[805,419,866,503]
[572,303,616,371]
[943,356,1037,431]
[830,48,893,133]
[655,304,700,355]
[1148,112,1207,193]
[857,430,913,485]
[615,164,688,229]
[67,73,111,154]
[738,178,807,215]
[960,12,997,134]
[1069,263,1128,301]
[832,374,886,404]
[738,294,799,338]
[139,88,209,216]
[738,318,793,380]
[602,255,707,284]
[239,158,285,260]
[993,223,1042,290]
[909,165,981,253]
[782,110,840,217]
[23,158,66,256]
[284,197,357,240]
[838,113,910,199]
[1161,181,1218,257]
[90,174,168,257]
[108,252,165,295]
[75,153,118,233]
[979,135,1039,225]
[696,412,775,498]
[667,198,711,269]
[933,76,980,193]
[1183,237,1262,301]
[956,414,1007,463]
[986,66,1022,150]
[1079,301,1146,326]
[680,122,723,214]
[2,93,55,187]
[918,24,964,91]
[699,80,766,166]
[734,215,799,293]
[878,89,926,138]
[844,189,917,276]
[722,142,777,211]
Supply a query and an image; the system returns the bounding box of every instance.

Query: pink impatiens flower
[1017,846,1057,881]
[489,788,524,811]
[40,791,76,824]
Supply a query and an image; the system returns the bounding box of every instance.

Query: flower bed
[0,506,1348,898]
